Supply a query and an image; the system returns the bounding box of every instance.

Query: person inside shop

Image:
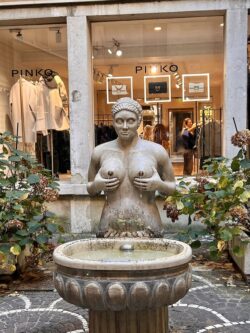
[143,124,154,141]
[181,117,198,176]
[87,97,175,237]
[153,124,170,154]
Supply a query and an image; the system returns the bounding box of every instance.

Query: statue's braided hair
[112,97,142,121]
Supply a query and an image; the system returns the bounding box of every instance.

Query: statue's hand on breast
[94,170,120,193]
[134,167,162,192]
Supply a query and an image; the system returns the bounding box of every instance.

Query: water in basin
[69,249,174,262]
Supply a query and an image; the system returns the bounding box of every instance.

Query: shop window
[92,16,224,176]
[248,15,250,130]
[0,24,70,178]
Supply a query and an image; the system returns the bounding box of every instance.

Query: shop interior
[92,16,224,175]
[0,16,226,178]
[0,24,69,177]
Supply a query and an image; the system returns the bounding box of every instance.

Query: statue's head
[112,97,142,122]
[111,98,142,140]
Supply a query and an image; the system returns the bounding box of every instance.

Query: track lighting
[16,30,23,39]
[108,39,123,57]
[56,29,61,43]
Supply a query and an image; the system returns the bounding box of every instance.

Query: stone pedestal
[89,307,168,333]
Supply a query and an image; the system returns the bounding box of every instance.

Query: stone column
[67,15,94,183]
[223,7,248,158]
[89,307,168,333]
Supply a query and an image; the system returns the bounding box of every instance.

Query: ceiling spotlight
[154,26,162,31]
[16,30,23,39]
[108,48,113,55]
[220,23,224,27]
[116,49,123,56]
[56,29,62,43]
[113,38,123,57]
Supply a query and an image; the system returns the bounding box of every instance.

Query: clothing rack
[95,113,113,125]
[0,85,10,93]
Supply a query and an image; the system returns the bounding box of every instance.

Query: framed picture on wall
[106,76,133,104]
[182,73,210,102]
[144,75,171,104]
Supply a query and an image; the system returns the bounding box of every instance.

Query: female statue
[87,97,175,237]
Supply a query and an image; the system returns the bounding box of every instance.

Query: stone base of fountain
[53,239,192,333]
[89,307,168,333]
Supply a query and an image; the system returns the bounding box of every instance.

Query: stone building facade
[0,0,248,233]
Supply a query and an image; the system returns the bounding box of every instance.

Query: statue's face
[113,110,140,141]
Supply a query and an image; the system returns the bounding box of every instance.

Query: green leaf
[218,176,228,189]
[236,149,243,159]
[240,159,250,169]
[10,244,21,255]
[27,221,41,232]
[19,238,30,246]
[36,234,48,244]
[27,174,40,184]
[46,223,57,233]
[190,240,201,248]
[176,200,184,210]
[232,245,245,257]
[239,190,250,203]
[8,155,21,162]
[2,145,8,154]
[33,215,44,222]
[231,158,240,171]
[214,190,226,198]
[204,183,215,190]
[219,229,233,241]
[0,243,10,254]
[16,229,29,236]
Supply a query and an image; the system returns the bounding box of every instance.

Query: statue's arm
[157,148,176,195]
[87,150,101,196]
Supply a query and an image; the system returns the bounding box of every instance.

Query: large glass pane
[92,16,224,176]
[0,24,70,178]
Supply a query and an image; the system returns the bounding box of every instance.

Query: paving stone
[0,260,249,333]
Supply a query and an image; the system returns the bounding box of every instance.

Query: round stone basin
[53,238,192,311]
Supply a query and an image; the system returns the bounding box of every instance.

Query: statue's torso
[98,141,163,235]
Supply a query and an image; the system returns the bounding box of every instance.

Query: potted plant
[164,129,250,281]
[0,131,61,274]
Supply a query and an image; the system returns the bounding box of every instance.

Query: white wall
[0,42,15,133]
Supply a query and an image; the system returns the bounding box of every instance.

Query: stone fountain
[53,238,192,333]
[53,98,192,332]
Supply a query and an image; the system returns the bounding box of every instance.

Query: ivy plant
[0,131,61,273]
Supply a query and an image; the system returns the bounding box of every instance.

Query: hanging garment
[198,120,221,158]
[9,78,37,143]
[34,79,49,135]
[36,77,69,131]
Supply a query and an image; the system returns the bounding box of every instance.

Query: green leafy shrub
[164,130,250,257]
[0,132,61,273]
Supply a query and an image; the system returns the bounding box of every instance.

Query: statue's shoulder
[142,139,166,153]
[92,140,116,155]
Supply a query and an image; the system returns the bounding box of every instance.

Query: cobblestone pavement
[0,261,249,332]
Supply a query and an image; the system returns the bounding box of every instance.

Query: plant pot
[229,231,250,283]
